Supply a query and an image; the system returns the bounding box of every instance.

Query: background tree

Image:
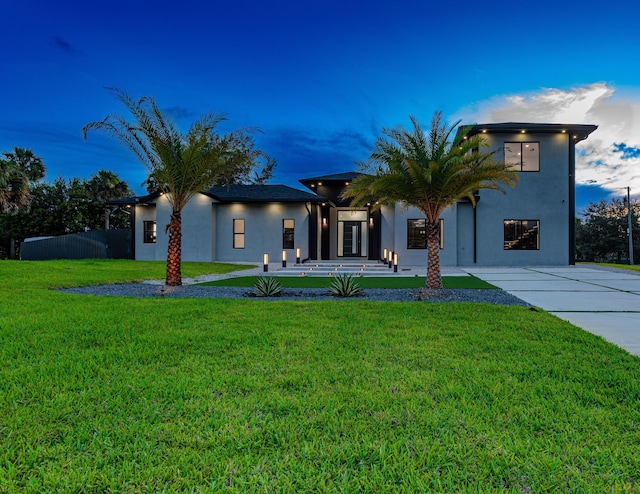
[85,169,133,229]
[0,172,132,258]
[0,148,45,257]
[83,88,273,285]
[576,198,639,263]
[343,112,518,290]
[0,147,45,214]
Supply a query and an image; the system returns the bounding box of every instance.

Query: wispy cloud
[458,83,640,198]
[52,36,77,55]
[162,106,197,122]
[260,126,373,185]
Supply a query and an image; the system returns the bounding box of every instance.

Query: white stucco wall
[380,205,457,267]
[134,204,157,260]
[214,202,311,265]
[471,132,571,266]
[136,193,216,262]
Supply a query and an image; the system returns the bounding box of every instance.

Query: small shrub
[328,274,363,297]
[252,276,283,297]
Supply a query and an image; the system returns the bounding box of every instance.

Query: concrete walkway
[464,266,640,356]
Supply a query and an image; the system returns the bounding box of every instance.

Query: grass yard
[1,260,640,492]
[200,275,496,289]
[581,262,640,273]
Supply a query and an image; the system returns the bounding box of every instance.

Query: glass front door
[337,210,368,257]
[342,221,361,257]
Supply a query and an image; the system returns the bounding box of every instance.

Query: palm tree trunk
[426,220,443,289]
[166,212,182,286]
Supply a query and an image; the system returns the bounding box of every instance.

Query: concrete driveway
[463,266,640,356]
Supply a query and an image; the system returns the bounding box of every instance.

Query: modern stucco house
[118,122,597,267]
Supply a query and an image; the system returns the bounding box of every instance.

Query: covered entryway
[300,171,381,261]
[338,210,368,257]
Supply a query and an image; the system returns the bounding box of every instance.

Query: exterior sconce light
[263,253,269,272]
[296,248,301,264]
[383,248,388,264]
[282,250,287,268]
[393,253,398,273]
[369,217,373,227]
[322,217,327,226]
[388,250,393,269]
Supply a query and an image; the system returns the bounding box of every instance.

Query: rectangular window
[504,220,539,250]
[504,142,539,171]
[233,219,245,249]
[143,221,156,243]
[407,219,444,249]
[282,219,294,249]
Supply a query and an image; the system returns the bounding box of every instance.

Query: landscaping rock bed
[60,283,530,305]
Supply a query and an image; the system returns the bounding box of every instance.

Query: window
[407,219,444,249]
[143,221,156,243]
[504,142,539,171]
[233,219,245,249]
[504,220,539,250]
[282,219,294,249]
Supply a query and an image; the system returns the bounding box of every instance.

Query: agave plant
[252,276,283,297]
[328,274,363,297]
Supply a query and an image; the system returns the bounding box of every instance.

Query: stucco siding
[474,132,570,266]
[134,204,157,260]
[214,202,310,264]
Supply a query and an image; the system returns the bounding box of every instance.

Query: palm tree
[343,111,519,290]
[82,88,261,286]
[0,147,45,213]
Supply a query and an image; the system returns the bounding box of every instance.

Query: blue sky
[2,0,639,212]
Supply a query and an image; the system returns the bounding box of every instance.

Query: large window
[504,142,539,171]
[233,219,245,249]
[143,221,156,243]
[504,220,539,250]
[283,219,294,249]
[407,219,444,249]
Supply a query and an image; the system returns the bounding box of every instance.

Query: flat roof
[458,122,598,144]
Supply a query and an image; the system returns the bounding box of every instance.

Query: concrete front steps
[273,260,402,277]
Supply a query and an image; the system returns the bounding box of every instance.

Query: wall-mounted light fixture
[263,253,269,272]
[393,253,398,273]
[296,248,301,264]
[322,217,327,226]
[282,250,287,268]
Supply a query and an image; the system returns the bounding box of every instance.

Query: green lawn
[201,275,496,289]
[581,262,640,273]
[1,260,640,492]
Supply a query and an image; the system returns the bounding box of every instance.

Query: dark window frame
[504,219,540,250]
[283,219,295,249]
[143,220,156,243]
[233,219,245,249]
[504,141,540,172]
[407,218,444,249]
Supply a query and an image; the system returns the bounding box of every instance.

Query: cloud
[260,126,373,186]
[162,106,197,122]
[52,36,77,55]
[459,83,640,198]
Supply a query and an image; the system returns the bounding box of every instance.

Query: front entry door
[342,221,361,257]
[337,209,368,258]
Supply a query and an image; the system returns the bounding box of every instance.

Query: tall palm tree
[343,112,519,290]
[0,147,45,213]
[82,89,256,286]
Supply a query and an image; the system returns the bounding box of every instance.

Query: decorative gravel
[60,283,530,305]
